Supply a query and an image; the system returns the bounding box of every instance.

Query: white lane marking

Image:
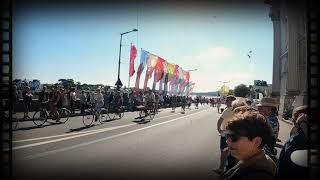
[13,112,186,143]
[22,109,208,160]
[13,128,114,143]
[9,124,133,151]
[11,108,209,150]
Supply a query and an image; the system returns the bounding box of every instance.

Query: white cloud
[191,71,255,92]
[182,46,233,64]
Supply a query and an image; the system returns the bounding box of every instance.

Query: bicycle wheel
[117,107,124,119]
[100,108,108,122]
[107,108,116,120]
[149,109,155,120]
[82,110,94,127]
[94,110,103,124]
[33,110,48,127]
[59,108,70,123]
[139,110,146,119]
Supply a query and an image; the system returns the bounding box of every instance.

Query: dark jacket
[277,127,308,180]
[221,151,277,180]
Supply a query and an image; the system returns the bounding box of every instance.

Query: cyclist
[93,88,104,121]
[187,96,192,109]
[69,87,77,115]
[195,96,200,109]
[181,96,187,112]
[38,86,49,117]
[112,90,123,114]
[154,91,159,113]
[140,91,149,117]
[141,90,154,117]
[79,90,87,114]
[50,85,62,122]
[22,85,33,119]
[171,95,177,111]
[150,90,155,112]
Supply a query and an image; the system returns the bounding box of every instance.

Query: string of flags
[128,44,195,96]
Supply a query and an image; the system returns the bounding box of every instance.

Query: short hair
[226,111,273,148]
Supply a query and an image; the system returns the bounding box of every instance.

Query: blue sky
[13,0,273,92]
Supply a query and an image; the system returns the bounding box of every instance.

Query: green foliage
[228,89,234,95]
[58,79,75,89]
[234,84,250,97]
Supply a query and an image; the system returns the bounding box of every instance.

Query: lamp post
[115,28,138,90]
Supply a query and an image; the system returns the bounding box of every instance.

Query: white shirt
[220,107,234,136]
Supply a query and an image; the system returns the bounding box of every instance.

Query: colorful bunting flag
[129,44,137,77]
[134,49,149,95]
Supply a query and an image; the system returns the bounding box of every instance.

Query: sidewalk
[278,115,293,125]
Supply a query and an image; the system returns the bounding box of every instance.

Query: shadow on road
[15,121,62,131]
[132,119,150,124]
[67,124,100,132]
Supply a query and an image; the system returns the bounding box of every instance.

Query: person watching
[213,95,236,174]
[221,109,277,180]
[257,97,280,155]
[277,105,308,180]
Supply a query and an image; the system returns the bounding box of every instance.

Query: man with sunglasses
[221,109,277,180]
[213,95,236,174]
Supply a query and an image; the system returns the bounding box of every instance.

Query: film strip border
[307,0,320,179]
[1,0,12,179]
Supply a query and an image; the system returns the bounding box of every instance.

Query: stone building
[265,0,307,117]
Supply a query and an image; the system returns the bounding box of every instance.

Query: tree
[58,79,75,89]
[76,81,82,90]
[228,89,234,95]
[234,84,250,97]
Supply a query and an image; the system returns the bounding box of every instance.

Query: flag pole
[128,43,132,89]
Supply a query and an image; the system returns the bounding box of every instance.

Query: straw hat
[256,97,279,107]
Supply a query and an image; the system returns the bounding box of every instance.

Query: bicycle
[195,102,199,109]
[181,102,186,113]
[171,102,177,112]
[106,103,125,120]
[138,103,155,121]
[82,104,104,127]
[187,102,191,109]
[32,102,70,127]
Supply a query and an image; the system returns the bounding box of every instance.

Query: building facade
[265,0,308,118]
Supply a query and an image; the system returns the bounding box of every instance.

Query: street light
[115,28,138,90]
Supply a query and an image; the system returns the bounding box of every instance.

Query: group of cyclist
[15,83,214,124]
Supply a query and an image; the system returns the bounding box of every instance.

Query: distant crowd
[12,83,218,120]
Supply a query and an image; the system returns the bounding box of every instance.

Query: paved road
[10,104,292,180]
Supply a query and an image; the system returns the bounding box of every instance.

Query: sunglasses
[225,132,244,142]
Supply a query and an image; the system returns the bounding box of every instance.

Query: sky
[13,0,274,92]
